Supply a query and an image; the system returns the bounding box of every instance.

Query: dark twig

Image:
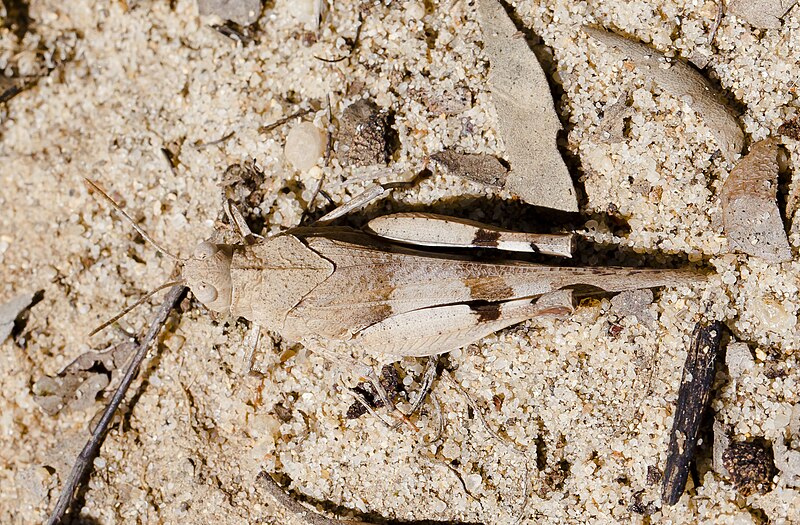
[46,285,186,525]
[258,108,313,134]
[662,321,723,505]
[313,12,364,64]
[193,130,235,149]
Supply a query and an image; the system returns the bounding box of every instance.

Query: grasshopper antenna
[88,279,185,337]
[83,178,182,262]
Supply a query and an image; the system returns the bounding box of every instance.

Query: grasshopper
[86,180,700,361]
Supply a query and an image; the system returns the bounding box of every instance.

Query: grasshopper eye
[194,282,218,303]
[194,242,217,260]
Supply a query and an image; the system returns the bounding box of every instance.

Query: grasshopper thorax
[182,241,234,313]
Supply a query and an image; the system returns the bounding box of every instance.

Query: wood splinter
[662,321,723,506]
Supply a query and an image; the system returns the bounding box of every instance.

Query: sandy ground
[2,0,800,523]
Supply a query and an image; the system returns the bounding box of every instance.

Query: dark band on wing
[472,228,501,247]
[470,302,502,323]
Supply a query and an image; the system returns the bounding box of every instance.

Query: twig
[313,12,364,64]
[256,471,372,525]
[709,0,724,45]
[46,285,186,525]
[662,321,723,506]
[428,394,445,444]
[193,130,235,149]
[259,108,313,134]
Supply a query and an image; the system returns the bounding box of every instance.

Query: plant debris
[45,286,186,525]
[662,321,723,506]
[345,364,403,419]
[430,149,508,188]
[727,0,798,29]
[32,342,136,416]
[720,138,791,262]
[779,115,800,140]
[0,75,31,104]
[336,99,393,167]
[197,0,262,26]
[584,27,745,162]
[0,290,42,343]
[221,160,267,208]
[722,441,776,496]
[476,0,578,212]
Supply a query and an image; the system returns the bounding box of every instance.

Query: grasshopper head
[182,241,233,313]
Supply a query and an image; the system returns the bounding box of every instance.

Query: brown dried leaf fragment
[722,441,776,496]
[336,99,393,167]
[431,149,508,188]
[476,0,578,212]
[662,321,722,506]
[728,0,798,29]
[32,342,136,416]
[585,27,744,162]
[720,138,791,263]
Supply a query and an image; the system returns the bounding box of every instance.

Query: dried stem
[46,285,186,525]
[256,471,372,525]
[709,0,724,44]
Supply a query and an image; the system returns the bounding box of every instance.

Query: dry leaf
[430,149,508,187]
[585,27,744,162]
[476,0,578,212]
[32,342,136,415]
[728,0,797,29]
[720,138,791,262]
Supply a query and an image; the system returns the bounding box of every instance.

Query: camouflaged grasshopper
[86,179,700,359]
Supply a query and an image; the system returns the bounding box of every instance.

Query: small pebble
[284,121,326,172]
